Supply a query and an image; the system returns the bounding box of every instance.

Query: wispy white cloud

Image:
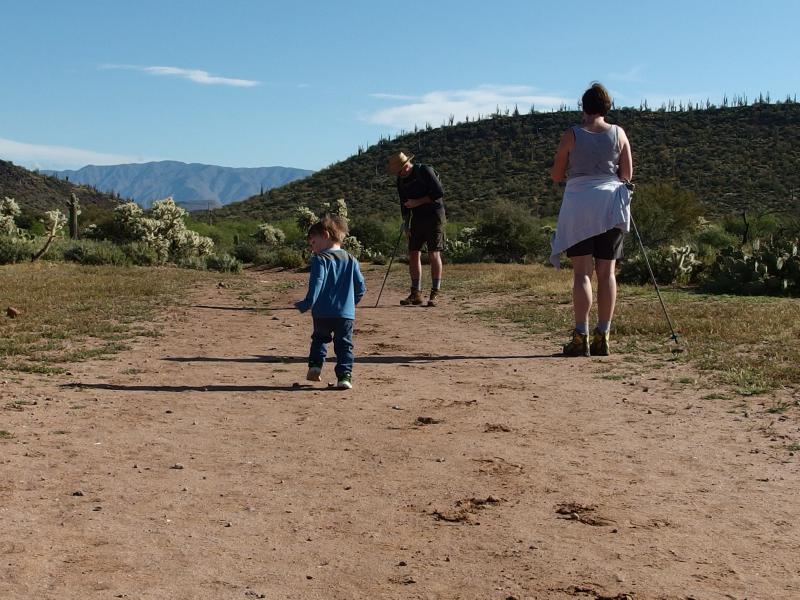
[0,136,148,170]
[370,92,418,101]
[365,85,571,129]
[101,64,260,87]
[609,65,645,83]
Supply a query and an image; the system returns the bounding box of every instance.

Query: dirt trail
[1,267,799,600]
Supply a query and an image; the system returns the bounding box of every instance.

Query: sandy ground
[1,267,799,600]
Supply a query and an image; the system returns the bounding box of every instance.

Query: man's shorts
[408,214,446,252]
[566,227,624,260]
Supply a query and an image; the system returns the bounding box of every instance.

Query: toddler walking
[294,215,366,389]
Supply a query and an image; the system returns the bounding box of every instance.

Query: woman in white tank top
[550,83,634,357]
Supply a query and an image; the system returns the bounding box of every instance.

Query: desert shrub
[61,240,119,265]
[631,184,704,247]
[350,217,398,256]
[254,247,306,269]
[121,241,160,266]
[472,200,549,263]
[694,224,740,260]
[0,236,35,264]
[618,245,701,285]
[62,240,129,266]
[721,212,781,245]
[177,256,208,271]
[233,242,260,263]
[205,253,243,273]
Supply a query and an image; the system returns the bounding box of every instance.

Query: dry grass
[440,263,800,394]
[0,262,214,373]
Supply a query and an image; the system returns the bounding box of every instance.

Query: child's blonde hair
[307,214,348,243]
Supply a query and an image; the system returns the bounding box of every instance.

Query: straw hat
[386,151,414,176]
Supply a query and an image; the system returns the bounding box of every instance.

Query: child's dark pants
[309,317,354,377]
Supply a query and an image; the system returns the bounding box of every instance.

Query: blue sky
[1,0,798,171]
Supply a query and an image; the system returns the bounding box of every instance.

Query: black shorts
[408,214,446,252]
[566,227,624,260]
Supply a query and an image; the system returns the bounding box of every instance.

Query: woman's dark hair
[308,214,348,243]
[581,82,612,116]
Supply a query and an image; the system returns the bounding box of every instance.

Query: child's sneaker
[306,364,322,382]
[562,329,590,357]
[590,328,610,356]
[336,373,353,390]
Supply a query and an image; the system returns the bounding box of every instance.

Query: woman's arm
[550,128,574,182]
[617,127,633,181]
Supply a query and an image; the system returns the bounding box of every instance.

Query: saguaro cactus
[67,193,81,239]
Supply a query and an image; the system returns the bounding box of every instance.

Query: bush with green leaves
[122,241,160,266]
[62,240,130,266]
[472,200,550,263]
[349,217,398,256]
[631,184,704,247]
[0,235,35,264]
[702,239,800,295]
[205,253,243,273]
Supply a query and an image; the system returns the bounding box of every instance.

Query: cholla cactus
[667,245,700,281]
[31,210,67,261]
[342,235,363,258]
[0,197,21,237]
[43,210,67,234]
[296,206,317,232]
[113,197,213,264]
[253,223,286,247]
[114,202,144,230]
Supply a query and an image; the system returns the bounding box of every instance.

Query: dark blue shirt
[397,164,445,222]
[295,249,366,320]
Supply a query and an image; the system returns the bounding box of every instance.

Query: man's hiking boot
[590,328,610,356]
[427,289,441,307]
[306,363,322,382]
[400,288,424,306]
[337,373,353,390]
[563,329,590,357]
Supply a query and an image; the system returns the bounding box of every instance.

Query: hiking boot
[427,289,441,307]
[400,288,424,306]
[337,373,353,390]
[562,329,590,357]
[590,328,610,356]
[306,363,322,382]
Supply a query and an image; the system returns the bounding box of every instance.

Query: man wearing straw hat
[387,151,446,307]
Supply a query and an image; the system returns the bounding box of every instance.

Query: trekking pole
[623,181,681,351]
[374,226,405,308]
[628,210,682,353]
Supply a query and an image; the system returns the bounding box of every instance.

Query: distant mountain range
[43,161,314,208]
